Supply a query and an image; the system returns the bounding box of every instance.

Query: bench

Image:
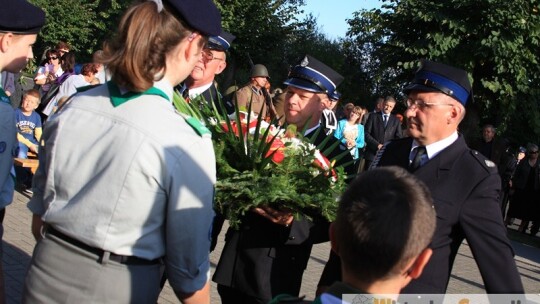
[14,158,39,174]
[14,151,39,174]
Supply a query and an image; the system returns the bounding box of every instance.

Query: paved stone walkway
[3,190,539,303]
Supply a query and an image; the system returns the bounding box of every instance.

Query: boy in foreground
[272,166,436,303]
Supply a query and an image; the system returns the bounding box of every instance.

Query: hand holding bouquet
[173,93,349,228]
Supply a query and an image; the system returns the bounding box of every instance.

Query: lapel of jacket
[414,135,468,184]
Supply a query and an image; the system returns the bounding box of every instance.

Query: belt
[46,226,162,265]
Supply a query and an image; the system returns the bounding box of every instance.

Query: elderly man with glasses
[319,60,524,294]
[178,30,235,114]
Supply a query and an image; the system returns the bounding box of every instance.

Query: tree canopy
[25,0,540,144]
[29,0,128,62]
[345,0,540,143]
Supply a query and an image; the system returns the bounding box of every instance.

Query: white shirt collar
[304,123,321,136]
[188,82,213,98]
[411,131,459,161]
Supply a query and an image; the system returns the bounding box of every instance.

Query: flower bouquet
[173,93,350,228]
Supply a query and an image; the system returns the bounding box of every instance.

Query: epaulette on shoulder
[76,84,101,93]
[469,149,498,173]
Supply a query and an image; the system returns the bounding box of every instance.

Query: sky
[301,0,382,39]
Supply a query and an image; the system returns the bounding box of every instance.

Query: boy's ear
[405,248,432,279]
[329,222,340,255]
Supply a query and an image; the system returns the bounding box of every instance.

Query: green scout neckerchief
[107,81,169,107]
[107,81,210,137]
[0,87,11,105]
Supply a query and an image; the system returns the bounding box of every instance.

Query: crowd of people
[0,0,537,303]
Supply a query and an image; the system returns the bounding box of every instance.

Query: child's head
[21,89,40,112]
[331,166,436,289]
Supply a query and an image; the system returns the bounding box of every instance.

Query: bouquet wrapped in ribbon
[173,93,349,228]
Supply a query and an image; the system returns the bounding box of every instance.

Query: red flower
[266,137,285,164]
[221,117,258,137]
[313,150,337,182]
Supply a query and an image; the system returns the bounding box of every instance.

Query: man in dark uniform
[318,60,524,294]
[320,90,339,135]
[179,30,235,113]
[213,54,353,303]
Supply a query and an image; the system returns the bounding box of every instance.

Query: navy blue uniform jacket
[378,135,523,293]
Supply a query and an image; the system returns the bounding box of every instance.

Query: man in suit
[318,59,524,294]
[363,96,403,169]
[178,30,235,114]
[213,54,353,303]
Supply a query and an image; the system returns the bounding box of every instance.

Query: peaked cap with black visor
[207,31,235,52]
[403,59,473,105]
[284,55,344,99]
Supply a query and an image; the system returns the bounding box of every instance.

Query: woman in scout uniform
[23,0,220,303]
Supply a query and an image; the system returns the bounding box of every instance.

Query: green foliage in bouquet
[173,92,349,228]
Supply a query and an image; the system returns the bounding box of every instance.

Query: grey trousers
[22,232,163,303]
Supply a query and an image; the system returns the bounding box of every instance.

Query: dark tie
[410,146,426,171]
[182,88,190,103]
[383,114,388,126]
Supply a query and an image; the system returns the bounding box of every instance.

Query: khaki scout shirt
[28,81,216,293]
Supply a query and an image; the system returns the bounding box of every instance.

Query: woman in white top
[34,49,63,94]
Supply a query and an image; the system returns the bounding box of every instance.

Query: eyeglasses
[529,151,539,154]
[49,56,58,60]
[406,99,454,110]
[202,49,224,62]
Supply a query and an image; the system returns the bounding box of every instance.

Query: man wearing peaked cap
[403,59,473,105]
[320,90,340,135]
[0,0,45,302]
[213,55,354,303]
[319,59,524,294]
[283,55,344,131]
[180,30,235,114]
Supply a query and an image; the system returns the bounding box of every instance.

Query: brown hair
[55,41,71,51]
[81,63,98,76]
[60,52,76,73]
[103,1,201,92]
[349,106,363,124]
[334,166,436,282]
